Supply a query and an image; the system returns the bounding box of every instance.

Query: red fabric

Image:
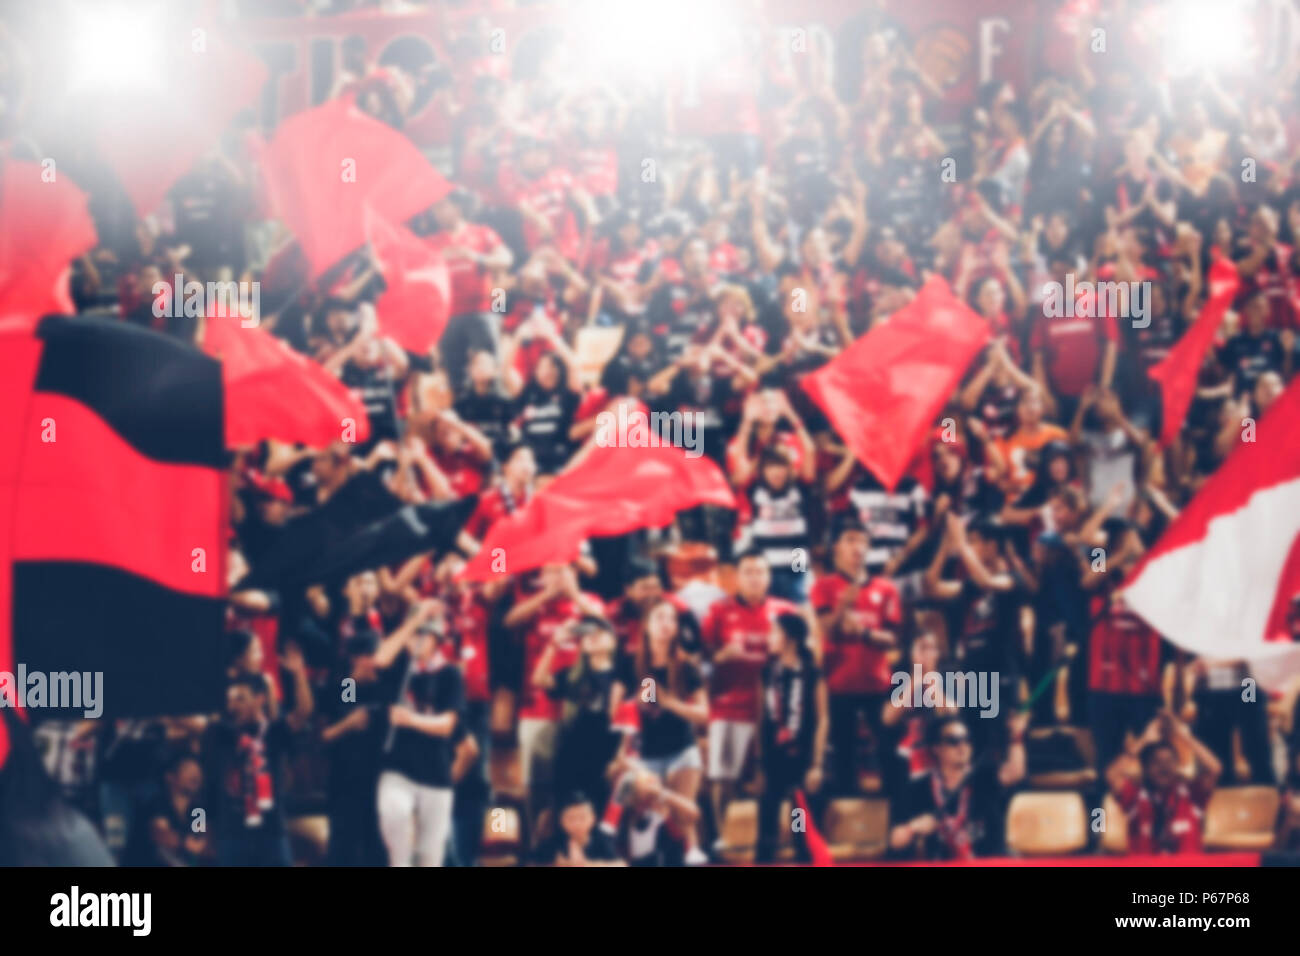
[10,393,225,598]
[1127,376,1300,581]
[0,162,98,320]
[795,789,834,866]
[1149,259,1240,448]
[0,329,47,767]
[260,98,451,278]
[365,213,451,354]
[801,276,990,491]
[460,443,736,580]
[92,26,267,218]
[202,313,371,448]
[423,222,504,316]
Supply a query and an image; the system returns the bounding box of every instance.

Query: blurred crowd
[9,0,1300,865]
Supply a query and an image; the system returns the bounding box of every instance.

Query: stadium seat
[823,798,889,861]
[1099,793,1129,854]
[286,815,330,866]
[480,804,523,863]
[1025,726,1098,790]
[1203,787,1280,851]
[718,799,758,863]
[1006,792,1088,856]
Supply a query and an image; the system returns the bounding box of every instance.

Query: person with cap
[532,614,627,813]
[755,611,829,864]
[373,601,466,866]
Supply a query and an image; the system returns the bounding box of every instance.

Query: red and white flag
[1123,377,1300,686]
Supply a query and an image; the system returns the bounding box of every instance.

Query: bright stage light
[568,0,740,83]
[65,2,167,93]
[1163,0,1252,75]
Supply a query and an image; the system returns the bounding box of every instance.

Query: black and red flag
[0,315,228,767]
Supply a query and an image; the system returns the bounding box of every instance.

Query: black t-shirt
[1221,329,1285,395]
[760,658,823,767]
[513,384,579,473]
[550,664,626,759]
[956,576,1025,677]
[201,717,294,834]
[637,662,704,758]
[455,387,516,459]
[898,763,1010,859]
[382,655,466,789]
[340,360,400,445]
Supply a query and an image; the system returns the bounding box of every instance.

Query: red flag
[460,441,736,580]
[202,314,370,448]
[0,161,98,320]
[795,790,834,866]
[801,276,990,491]
[261,99,452,279]
[365,212,451,354]
[91,26,267,218]
[1148,258,1240,448]
[1124,376,1300,688]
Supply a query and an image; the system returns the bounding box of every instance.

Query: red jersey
[568,144,618,198]
[810,573,901,695]
[1114,776,1211,854]
[423,222,504,316]
[519,593,604,721]
[449,589,491,703]
[701,594,795,721]
[464,484,531,541]
[498,166,580,259]
[432,445,488,498]
[1087,594,1164,696]
[1030,295,1119,397]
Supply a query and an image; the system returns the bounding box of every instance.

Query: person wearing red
[502,563,604,810]
[1086,579,1168,771]
[424,191,513,391]
[463,443,536,546]
[1105,712,1222,855]
[811,516,902,795]
[700,549,796,843]
[496,130,599,264]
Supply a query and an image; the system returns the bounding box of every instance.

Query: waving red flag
[261,99,452,279]
[461,441,736,580]
[801,276,990,491]
[202,314,370,448]
[1125,376,1300,688]
[91,25,267,218]
[0,162,98,320]
[1149,258,1240,448]
[365,212,451,354]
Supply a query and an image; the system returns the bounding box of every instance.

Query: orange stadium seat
[823,798,889,861]
[1005,792,1088,856]
[1203,787,1280,851]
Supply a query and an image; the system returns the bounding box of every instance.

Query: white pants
[377,770,454,867]
[517,718,557,789]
